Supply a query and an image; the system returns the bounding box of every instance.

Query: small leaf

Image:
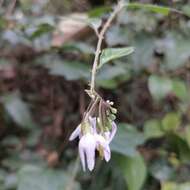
[99,47,134,68]
[184,126,190,148]
[2,93,35,128]
[161,182,177,190]
[161,182,190,190]
[17,165,80,190]
[161,112,181,132]
[149,159,175,182]
[148,75,173,100]
[172,79,188,100]
[183,5,190,17]
[96,64,130,89]
[111,124,145,157]
[126,3,174,15]
[157,32,190,69]
[37,56,90,81]
[88,6,112,18]
[115,153,147,190]
[87,18,102,32]
[29,23,54,39]
[62,42,94,54]
[144,119,164,139]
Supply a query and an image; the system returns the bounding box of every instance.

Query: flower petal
[86,147,95,171]
[79,146,86,171]
[79,133,96,171]
[89,117,97,134]
[69,124,81,141]
[94,134,111,162]
[103,145,111,162]
[108,122,117,143]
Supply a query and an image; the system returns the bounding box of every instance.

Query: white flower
[79,132,111,171]
[79,133,96,171]
[69,117,117,171]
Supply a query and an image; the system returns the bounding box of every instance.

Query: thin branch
[6,0,17,17]
[90,0,125,94]
[0,0,4,7]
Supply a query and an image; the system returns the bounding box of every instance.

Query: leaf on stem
[126,3,177,15]
[99,47,134,68]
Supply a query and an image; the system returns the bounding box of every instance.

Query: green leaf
[162,182,190,190]
[99,47,134,68]
[2,93,35,129]
[37,55,90,81]
[62,42,94,54]
[111,124,145,157]
[182,5,190,17]
[169,134,190,163]
[161,112,181,132]
[105,26,129,46]
[87,18,102,31]
[159,33,190,69]
[96,64,130,89]
[126,3,174,15]
[172,79,188,100]
[148,75,173,100]
[88,6,112,18]
[115,153,147,190]
[184,126,190,148]
[48,61,90,80]
[161,182,177,190]
[144,119,164,139]
[17,165,80,190]
[149,159,175,182]
[29,23,54,40]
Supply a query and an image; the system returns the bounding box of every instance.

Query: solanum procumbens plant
[69,0,187,171]
[69,0,127,171]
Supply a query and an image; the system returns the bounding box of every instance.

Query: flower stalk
[90,0,125,95]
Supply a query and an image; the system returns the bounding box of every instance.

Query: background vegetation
[0,0,190,189]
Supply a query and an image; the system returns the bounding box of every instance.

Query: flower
[69,117,117,171]
[79,132,111,171]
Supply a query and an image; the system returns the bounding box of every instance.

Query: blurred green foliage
[0,0,190,190]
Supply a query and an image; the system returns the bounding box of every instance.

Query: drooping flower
[78,132,112,171]
[69,116,117,171]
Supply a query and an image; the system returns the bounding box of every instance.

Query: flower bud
[111,107,117,114]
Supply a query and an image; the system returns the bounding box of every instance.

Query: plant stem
[90,0,125,94]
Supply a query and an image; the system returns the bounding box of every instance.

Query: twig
[90,0,125,94]
[0,0,4,7]
[65,156,80,190]
[6,0,17,17]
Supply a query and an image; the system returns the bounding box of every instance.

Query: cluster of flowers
[69,116,117,171]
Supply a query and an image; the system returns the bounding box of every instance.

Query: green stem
[90,0,125,94]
